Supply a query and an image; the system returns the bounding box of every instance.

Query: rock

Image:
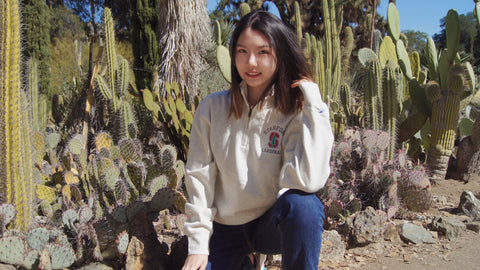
[456,136,476,179]
[320,230,345,262]
[431,216,466,240]
[465,222,480,233]
[383,222,401,242]
[347,206,387,245]
[457,191,480,221]
[399,223,435,244]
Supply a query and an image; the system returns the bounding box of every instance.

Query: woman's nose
[247,53,257,66]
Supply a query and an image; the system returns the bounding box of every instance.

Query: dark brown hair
[229,10,312,118]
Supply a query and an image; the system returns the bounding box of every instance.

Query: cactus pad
[376,131,390,151]
[79,205,93,224]
[116,231,129,254]
[0,204,16,226]
[114,179,129,205]
[148,175,169,197]
[27,227,50,250]
[46,243,75,269]
[126,201,147,221]
[111,205,128,224]
[67,135,85,156]
[357,48,378,66]
[387,3,400,42]
[62,209,79,230]
[378,36,398,68]
[362,130,378,152]
[64,170,80,185]
[173,190,187,213]
[94,132,113,152]
[396,40,412,80]
[24,250,40,269]
[119,138,138,163]
[150,188,175,213]
[217,45,231,83]
[36,184,57,204]
[0,236,25,265]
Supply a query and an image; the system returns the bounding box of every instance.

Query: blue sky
[206,0,476,37]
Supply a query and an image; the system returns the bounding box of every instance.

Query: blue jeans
[206,189,325,270]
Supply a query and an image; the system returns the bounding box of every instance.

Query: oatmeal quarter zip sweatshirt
[184,81,334,255]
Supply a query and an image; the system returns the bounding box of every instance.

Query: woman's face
[235,27,277,98]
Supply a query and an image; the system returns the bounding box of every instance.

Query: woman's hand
[291,77,314,89]
[182,254,209,270]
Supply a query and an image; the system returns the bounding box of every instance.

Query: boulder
[458,191,480,221]
[347,206,387,245]
[431,216,466,240]
[320,230,346,262]
[399,223,435,244]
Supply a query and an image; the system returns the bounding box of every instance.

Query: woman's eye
[237,49,247,53]
[259,50,270,54]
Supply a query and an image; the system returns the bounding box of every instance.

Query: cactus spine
[0,0,36,232]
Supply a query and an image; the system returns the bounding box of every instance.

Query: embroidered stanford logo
[268,131,280,148]
[263,125,284,155]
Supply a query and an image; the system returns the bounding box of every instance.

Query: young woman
[182,10,334,270]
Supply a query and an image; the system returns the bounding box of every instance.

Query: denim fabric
[206,189,325,270]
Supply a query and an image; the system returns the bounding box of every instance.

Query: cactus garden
[1,0,480,269]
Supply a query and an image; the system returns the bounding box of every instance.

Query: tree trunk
[157,0,211,97]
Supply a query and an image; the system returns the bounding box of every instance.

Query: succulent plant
[321,128,432,225]
[0,0,36,232]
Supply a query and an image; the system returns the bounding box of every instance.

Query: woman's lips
[246,72,261,78]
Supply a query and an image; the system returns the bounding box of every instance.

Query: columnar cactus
[0,0,36,232]
[382,62,401,160]
[95,8,136,141]
[364,58,383,131]
[423,10,469,181]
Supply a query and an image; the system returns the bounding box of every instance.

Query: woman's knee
[276,189,325,225]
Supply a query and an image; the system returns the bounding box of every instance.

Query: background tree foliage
[21,0,52,97]
[130,0,159,91]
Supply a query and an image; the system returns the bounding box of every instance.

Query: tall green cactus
[95,8,136,141]
[294,1,302,45]
[364,58,383,131]
[382,62,401,160]
[0,0,36,232]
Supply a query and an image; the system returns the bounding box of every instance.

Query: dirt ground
[331,176,480,270]
[268,176,480,270]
